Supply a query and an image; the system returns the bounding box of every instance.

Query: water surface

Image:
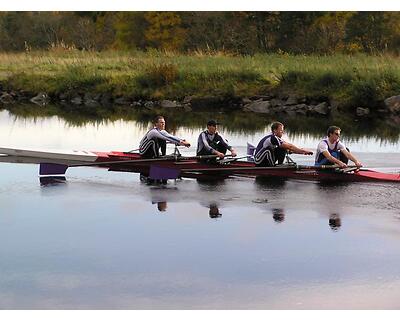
[1,109,400,309]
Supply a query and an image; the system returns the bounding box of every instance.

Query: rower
[254,121,313,167]
[196,119,237,162]
[139,115,191,159]
[315,126,362,169]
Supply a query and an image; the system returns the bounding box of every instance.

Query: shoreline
[0,87,398,123]
[1,51,400,121]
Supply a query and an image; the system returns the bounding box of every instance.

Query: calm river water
[1,109,400,309]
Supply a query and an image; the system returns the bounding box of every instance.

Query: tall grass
[1,51,400,109]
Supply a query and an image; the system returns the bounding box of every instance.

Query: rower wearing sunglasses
[315,126,362,168]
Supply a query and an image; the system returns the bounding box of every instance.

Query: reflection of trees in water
[4,104,400,142]
[286,116,400,144]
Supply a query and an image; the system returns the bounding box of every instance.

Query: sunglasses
[333,132,340,136]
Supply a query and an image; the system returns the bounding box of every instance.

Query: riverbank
[1,51,400,120]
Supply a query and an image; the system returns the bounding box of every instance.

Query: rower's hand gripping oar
[39,154,218,176]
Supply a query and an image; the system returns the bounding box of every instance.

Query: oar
[217,155,251,164]
[182,164,359,172]
[147,163,359,180]
[39,154,218,175]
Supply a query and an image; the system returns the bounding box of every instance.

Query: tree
[144,12,186,51]
[245,12,282,52]
[93,12,118,50]
[307,12,354,54]
[113,12,147,50]
[274,12,325,53]
[345,12,400,53]
[0,12,36,50]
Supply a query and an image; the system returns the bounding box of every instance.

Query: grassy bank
[1,50,400,110]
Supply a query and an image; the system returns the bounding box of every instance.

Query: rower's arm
[216,134,237,157]
[179,139,191,147]
[282,142,313,155]
[148,129,180,144]
[199,132,217,154]
[156,130,190,147]
[341,148,362,167]
[321,150,346,167]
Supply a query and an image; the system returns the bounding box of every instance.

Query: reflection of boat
[39,176,67,186]
[1,147,400,183]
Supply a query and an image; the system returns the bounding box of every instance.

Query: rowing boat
[100,153,400,183]
[0,146,141,163]
[1,147,399,183]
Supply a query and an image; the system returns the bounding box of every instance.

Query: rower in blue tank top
[254,121,313,167]
[315,126,362,168]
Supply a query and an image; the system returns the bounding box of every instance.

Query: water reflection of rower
[272,208,285,223]
[329,213,342,231]
[209,203,222,219]
[149,186,171,212]
[153,201,167,212]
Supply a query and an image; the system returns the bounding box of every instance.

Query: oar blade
[39,163,68,175]
[149,165,180,180]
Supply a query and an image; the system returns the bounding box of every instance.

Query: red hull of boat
[102,153,400,183]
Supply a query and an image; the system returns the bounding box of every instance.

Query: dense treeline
[1,11,400,54]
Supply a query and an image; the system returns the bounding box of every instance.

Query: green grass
[1,50,400,111]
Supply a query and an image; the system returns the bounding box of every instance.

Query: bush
[137,63,179,88]
[348,80,379,107]
[57,65,104,91]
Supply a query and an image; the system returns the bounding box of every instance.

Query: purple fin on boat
[39,163,68,175]
[149,165,180,180]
